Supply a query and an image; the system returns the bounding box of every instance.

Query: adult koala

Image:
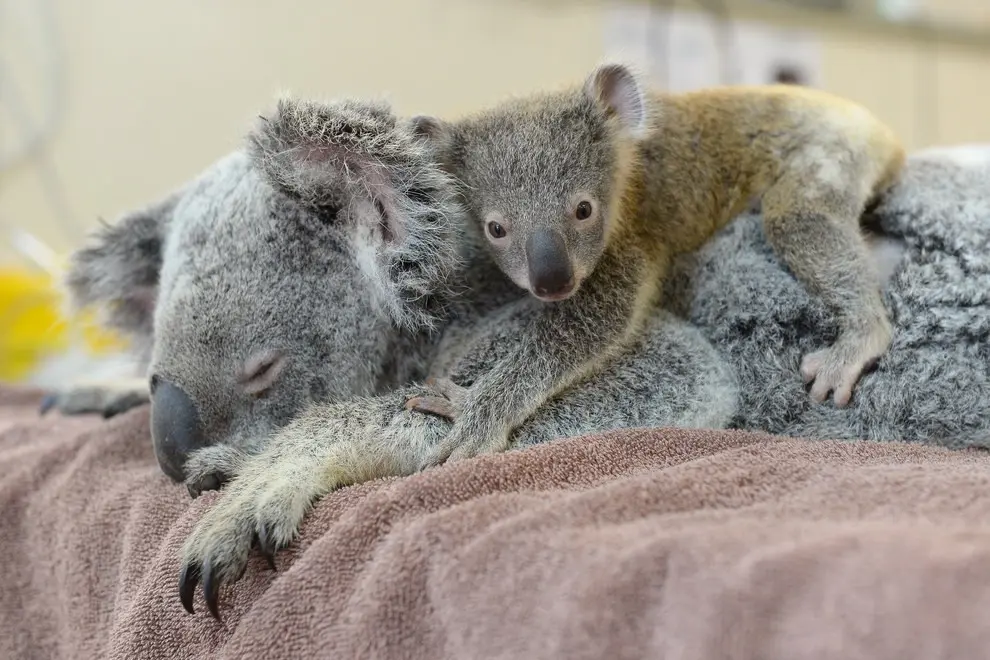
[56,97,737,616]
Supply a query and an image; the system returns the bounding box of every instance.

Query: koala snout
[525,228,575,300]
[150,378,206,482]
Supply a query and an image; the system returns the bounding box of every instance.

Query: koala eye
[487,221,507,240]
[575,200,594,221]
[240,351,287,396]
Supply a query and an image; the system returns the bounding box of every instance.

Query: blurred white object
[877,0,924,22]
[914,144,990,167]
[604,4,823,92]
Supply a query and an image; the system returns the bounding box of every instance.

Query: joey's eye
[575,200,593,220]
[487,221,506,239]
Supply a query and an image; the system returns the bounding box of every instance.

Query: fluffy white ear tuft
[584,63,647,136]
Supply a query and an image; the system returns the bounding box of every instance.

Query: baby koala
[406,62,904,463]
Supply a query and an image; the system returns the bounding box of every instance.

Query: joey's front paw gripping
[404,377,468,421]
[801,324,891,407]
[406,378,511,465]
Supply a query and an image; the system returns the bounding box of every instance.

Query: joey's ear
[408,115,452,145]
[584,63,647,136]
[64,192,174,338]
[248,96,400,209]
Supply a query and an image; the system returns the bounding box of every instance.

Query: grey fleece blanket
[670,152,990,448]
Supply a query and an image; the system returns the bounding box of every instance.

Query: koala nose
[150,378,206,482]
[525,229,575,299]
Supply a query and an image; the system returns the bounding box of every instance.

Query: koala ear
[584,63,647,136]
[408,115,451,144]
[248,96,400,210]
[64,192,174,339]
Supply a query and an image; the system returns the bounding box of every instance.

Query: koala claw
[404,377,467,421]
[256,525,279,571]
[179,451,318,617]
[178,562,201,615]
[186,472,227,499]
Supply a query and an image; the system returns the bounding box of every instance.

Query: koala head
[412,63,647,303]
[65,97,466,483]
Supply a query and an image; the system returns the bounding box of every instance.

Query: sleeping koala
[57,99,474,484]
[57,97,737,617]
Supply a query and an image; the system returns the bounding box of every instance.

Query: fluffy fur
[667,152,990,447]
[404,63,905,466]
[49,97,986,617]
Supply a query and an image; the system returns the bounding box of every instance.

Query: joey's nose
[150,378,206,482]
[525,229,574,299]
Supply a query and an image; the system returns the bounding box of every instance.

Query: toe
[178,562,201,614]
[809,378,831,404]
[201,556,223,621]
[256,525,278,571]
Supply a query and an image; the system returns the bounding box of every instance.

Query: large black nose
[150,378,205,482]
[525,229,574,298]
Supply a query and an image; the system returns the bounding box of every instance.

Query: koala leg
[40,376,150,418]
[178,385,450,619]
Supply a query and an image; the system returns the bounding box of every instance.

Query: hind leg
[762,178,892,407]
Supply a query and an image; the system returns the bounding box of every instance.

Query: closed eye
[239,351,287,396]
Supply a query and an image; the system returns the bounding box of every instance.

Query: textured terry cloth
[1,386,989,660]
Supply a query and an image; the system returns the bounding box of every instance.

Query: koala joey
[135,97,735,619]
[405,61,905,464]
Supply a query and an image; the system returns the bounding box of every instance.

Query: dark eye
[575,200,593,220]
[487,221,506,239]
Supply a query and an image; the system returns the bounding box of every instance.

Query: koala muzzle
[150,378,206,482]
[525,228,575,299]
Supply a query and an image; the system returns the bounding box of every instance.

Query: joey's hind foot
[801,324,891,407]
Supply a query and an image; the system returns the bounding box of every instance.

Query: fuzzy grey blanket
[671,152,990,448]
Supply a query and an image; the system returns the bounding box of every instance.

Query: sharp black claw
[202,556,222,621]
[179,563,201,614]
[39,394,57,416]
[257,525,278,571]
[187,472,224,499]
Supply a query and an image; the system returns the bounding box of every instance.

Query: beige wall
[1,0,988,265]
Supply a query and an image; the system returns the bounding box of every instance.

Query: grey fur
[668,153,990,448]
[53,97,987,614]
[56,98,732,488]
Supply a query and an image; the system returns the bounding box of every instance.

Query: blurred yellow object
[0,267,128,383]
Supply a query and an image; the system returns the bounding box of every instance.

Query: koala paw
[404,377,468,421]
[40,379,149,419]
[183,445,251,498]
[178,445,328,619]
[800,324,890,407]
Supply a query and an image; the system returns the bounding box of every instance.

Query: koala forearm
[244,386,452,491]
[466,247,659,433]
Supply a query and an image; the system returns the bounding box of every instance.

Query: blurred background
[0,0,988,387]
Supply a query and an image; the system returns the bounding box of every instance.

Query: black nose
[150,378,205,482]
[525,229,574,297]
